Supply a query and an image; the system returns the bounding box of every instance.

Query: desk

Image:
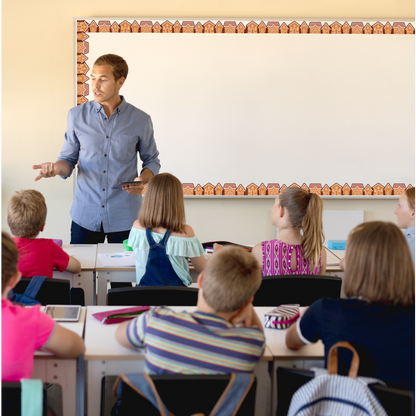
[33,307,86,416]
[84,306,273,416]
[256,307,325,416]
[95,244,135,305]
[53,245,98,305]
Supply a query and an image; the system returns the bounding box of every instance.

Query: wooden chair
[101,374,257,416]
[253,275,342,306]
[276,367,414,416]
[107,286,199,306]
[2,382,47,416]
[13,277,71,305]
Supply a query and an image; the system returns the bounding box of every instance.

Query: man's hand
[122,177,145,196]
[33,162,60,181]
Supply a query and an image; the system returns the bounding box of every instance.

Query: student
[252,187,326,275]
[128,173,206,286]
[6,190,81,278]
[115,246,265,374]
[286,222,415,391]
[2,231,85,382]
[395,187,415,264]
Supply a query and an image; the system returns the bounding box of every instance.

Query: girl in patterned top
[252,187,326,275]
[128,173,207,286]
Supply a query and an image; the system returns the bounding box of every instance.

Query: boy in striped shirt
[115,246,265,374]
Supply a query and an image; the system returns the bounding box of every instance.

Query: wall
[2,0,414,244]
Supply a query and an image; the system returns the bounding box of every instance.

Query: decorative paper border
[76,20,414,197]
[76,19,415,105]
[140,182,413,196]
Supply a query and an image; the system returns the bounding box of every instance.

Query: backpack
[111,372,255,416]
[288,341,388,416]
[7,275,48,306]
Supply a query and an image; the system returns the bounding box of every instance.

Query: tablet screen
[44,305,81,322]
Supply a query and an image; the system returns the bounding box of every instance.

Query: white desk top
[95,243,135,271]
[256,307,324,360]
[62,244,98,271]
[35,307,87,358]
[84,306,273,361]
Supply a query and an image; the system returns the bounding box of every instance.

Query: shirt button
[106,136,109,138]
[103,171,106,173]
[102,189,105,191]
[102,205,105,208]
[104,154,107,157]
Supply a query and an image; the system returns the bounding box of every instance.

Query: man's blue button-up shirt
[57,97,160,233]
[405,226,415,265]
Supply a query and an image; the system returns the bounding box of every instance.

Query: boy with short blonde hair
[7,190,81,278]
[115,246,265,374]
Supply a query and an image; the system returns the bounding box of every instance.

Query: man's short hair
[202,246,262,312]
[7,190,47,238]
[2,231,19,290]
[94,54,128,81]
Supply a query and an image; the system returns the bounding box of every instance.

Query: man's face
[91,64,124,106]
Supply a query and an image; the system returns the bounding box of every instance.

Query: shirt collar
[405,226,415,236]
[94,95,126,114]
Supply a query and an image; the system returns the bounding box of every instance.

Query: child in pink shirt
[1,231,85,382]
[7,189,81,278]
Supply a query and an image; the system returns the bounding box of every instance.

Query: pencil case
[264,304,300,329]
[92,306,151,324]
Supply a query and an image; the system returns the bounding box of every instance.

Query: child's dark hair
[2,231,18,290]
[279,187,324,270]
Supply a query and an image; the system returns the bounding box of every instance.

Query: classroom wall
[2,0,414,244]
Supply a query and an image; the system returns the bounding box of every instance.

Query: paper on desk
[98,252,135,267]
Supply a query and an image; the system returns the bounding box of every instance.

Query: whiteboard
[322,209,364,242]
[76,19,415,189]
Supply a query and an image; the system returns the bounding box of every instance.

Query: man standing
[33,54,160,244]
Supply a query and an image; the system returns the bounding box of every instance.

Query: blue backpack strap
[23,276,48,299]
[210,373,255,416]
[21,379,43,416]
[114,373,172,416]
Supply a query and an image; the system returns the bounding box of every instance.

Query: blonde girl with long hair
[252,187,326,275]
[128,173,206,286]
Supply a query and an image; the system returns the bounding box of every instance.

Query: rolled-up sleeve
[138,116,160,176]
[57,110,80,178]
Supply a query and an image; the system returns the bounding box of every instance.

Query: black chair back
[253,275,342,306]
[2,382,47,416]
[14,277,71,305]
[101,374,256,416]
[276,367,414,416]
[107,286,199,306]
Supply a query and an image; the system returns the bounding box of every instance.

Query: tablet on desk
[111,181,143,190]
[44,305,81,322]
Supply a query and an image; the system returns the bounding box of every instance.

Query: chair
[276,367,414,416]
[107,286,199,306]
[13,277,71,305]
[2,382,47,416]
[253,275,342,306]
[101,374,257,416]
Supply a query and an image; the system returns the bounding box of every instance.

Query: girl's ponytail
[301,193,324,270]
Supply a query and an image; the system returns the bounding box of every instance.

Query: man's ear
[117,77,126,90]
[412,209,415,219]
[197,272,204,289]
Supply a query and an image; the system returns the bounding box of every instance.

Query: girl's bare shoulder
[171,224,195,238]
[132,220,145,230]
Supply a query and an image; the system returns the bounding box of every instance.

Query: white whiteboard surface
[77,20,415,188]
[323,209,364,242]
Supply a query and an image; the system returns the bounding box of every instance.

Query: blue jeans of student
[70,222,130,244]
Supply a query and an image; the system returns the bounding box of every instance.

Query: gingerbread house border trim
[76,19,415,105]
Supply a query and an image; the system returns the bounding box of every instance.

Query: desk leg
[73,271,95,306]
[87,359,146,416]
[254,360,271,416]
[33,359,77,416]
[96,271,111,306]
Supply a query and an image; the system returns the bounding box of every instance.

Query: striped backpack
[288,342,388,416]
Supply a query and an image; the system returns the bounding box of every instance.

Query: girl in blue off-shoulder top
[128,173,206,286]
